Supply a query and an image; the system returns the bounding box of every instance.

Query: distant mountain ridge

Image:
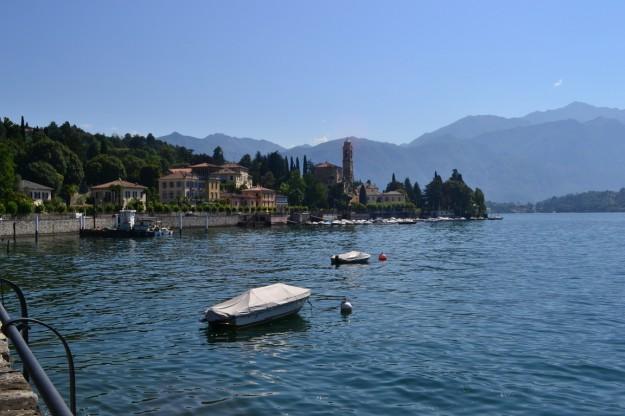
[161,132,285,161]
[159,102,625,202]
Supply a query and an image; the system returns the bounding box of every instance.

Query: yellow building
[242,186,276,209]
[223,186,276,210]
[158,171,220,203]
[206,178,220,201]
[158,171,202,203]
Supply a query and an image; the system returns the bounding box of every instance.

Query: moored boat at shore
[204,283,311,327]
[331,251,371,265]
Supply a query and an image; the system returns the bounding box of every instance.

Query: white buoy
[340,297,353,314]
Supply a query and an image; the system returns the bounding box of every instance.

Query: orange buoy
[378,252,387,261]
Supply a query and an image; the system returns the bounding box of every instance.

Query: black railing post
[3,318,76,415]
[0,278,74,416]
[0,303,74,416]
[0,278,30,354]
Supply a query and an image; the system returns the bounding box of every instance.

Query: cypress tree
[303,155,308,175]
[295,157,300,173]
[359,184,368,205]
[20,116,25,138]
[404,177,414,203]
[290,157,295,171]
[413,182,422,208]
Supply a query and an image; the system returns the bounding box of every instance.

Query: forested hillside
[0,116,216,214]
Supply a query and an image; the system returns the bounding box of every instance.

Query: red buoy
[378,252,387,261]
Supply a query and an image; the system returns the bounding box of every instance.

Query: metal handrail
[0,279,74,416]
[0,278,30,377]
[3,317,76,415]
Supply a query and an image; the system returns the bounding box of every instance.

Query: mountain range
[159,102,625,202]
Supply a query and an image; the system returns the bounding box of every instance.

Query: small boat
[154,225,174,236]
[203,283,311,328]
[331,251,371,265]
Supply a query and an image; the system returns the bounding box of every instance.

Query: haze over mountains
[160,102,625,202]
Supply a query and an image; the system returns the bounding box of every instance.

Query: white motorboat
[154,226,173,236]
[331,251,371,265]
[203,283,311,327]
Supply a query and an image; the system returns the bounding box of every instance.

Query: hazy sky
[2,1,625,146]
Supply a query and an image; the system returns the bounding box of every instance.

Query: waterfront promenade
[0,213,240,239]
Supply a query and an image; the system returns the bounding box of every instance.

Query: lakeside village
[0,117,490,235]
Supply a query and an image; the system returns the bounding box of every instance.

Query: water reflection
[204,315,310,344]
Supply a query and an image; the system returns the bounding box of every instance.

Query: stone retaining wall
[0,217,113,238]
[147,213,240,229]
[0,214,240,238]
[0,326,40,415]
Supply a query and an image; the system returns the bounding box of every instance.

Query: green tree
[213,146,225,164]
[424,171,443,213]
[16,197,33,215]
[385,173,403,192]
[303,175,327,209]
[404,178,414,203]
[61,184,79,205]
[327,182,351,210]
[359,184,368,205]
[286,171,305,206]
[28,138,69,176]
[139,165,160,189]
[6,201,18,215]
[239,154,252,168]
[85,154,126,185]
[122,155,146,183]
[413,182,422,208]
[441,169,473,217]
[23,161,64,191]
[0,143,16,199]
[64,151,84,185]
[473,188,487,217]
[260,171,276,189]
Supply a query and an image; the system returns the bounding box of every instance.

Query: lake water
[2,214,625,415]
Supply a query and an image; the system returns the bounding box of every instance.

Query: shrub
[6,201,18,216]
[16,198,34,215]
[0,202,5,215]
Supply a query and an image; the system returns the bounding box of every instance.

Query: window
[34,192,41,199]
[132,191,137,198]
[125,191,131,198]
[177,181,181,188]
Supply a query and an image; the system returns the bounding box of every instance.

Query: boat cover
[208,283,311,318]
[337,251,369,260]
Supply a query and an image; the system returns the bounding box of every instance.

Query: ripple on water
[2,214,625,415]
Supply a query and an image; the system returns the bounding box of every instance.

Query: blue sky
[2,0,625,146]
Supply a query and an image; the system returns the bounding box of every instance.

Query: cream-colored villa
[90,179,147,208]
[158,162,252,203]
[19,179,53,205]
